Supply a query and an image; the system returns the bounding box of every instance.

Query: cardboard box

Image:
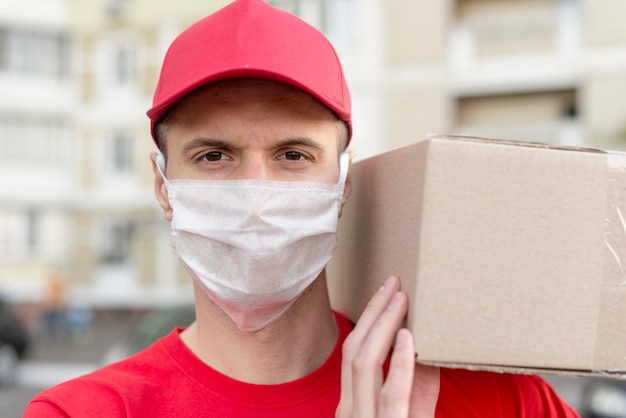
[328,135,626,377]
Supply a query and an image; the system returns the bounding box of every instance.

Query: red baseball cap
[147,0,352,146]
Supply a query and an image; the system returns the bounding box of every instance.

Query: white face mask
[157,153,349,331]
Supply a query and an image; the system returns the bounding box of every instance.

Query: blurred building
[2,0,626,311]
[64,0,233,308]
[0,0,73,306]
[0,0,229,311]
[274,0,626,157]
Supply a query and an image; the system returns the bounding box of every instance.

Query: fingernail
[378,276,393,292]
[387,292,402,309]
[395,329,408,348]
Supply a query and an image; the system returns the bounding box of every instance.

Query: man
[25,0,579,416]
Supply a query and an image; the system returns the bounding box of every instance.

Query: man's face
[151,78,350,221]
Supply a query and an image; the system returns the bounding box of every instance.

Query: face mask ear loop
[338,152,350,185]
[156,153,170,187]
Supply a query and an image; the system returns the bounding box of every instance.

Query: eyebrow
[181,136,326,155]
[181,138,232,155]
[272,137,326,153]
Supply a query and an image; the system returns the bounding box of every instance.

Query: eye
[200,151,226,162]
[283,151,309,161]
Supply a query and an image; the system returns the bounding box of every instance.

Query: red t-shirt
[24,312,578,417]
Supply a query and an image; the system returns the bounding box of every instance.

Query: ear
[338,151,354,218]
[150,152,173,222]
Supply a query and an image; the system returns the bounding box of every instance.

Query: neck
[180,271,338,384]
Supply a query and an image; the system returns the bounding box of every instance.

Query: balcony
[448,0,582,96]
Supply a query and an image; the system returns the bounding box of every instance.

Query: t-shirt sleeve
[514,374,579,417]
[22,378,129,418]
[23,397,70,418]
[437,369,580,417]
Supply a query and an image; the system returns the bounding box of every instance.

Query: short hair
[154,118,170,160]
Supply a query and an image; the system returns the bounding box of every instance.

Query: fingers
[337,276,409,418]
[338,276,401,416]
[337,276,441,418]
[379,330,440,418]
[352,291,408,417]
[346,276,401,349]
[378,328,415,418]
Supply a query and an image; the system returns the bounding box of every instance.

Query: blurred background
[1,0,626,416]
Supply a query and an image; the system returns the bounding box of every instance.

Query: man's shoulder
[24,335,176,417]
[438,368,579,417]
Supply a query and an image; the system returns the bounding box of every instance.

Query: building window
[105,0,128,18]
[110,42,135,85]
[270,0,356,41]
[0,30,6,70]
[0,209,41,258]
[455,90,580,146]
[0,27,69,79]
[26,210,39,254]
[109,131,133,173]
[0,114,72,167]
[100,221,133,265]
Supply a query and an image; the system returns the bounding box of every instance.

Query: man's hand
[336,276,440,418]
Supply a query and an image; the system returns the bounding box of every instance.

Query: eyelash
[282,150,311,161]
[191,147,322,173]
[197,150,313,162]
[199,151,227,162]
